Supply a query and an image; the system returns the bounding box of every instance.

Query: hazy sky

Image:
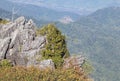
[9,0,120,13]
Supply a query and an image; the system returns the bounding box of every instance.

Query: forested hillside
[1,1,120,80]
[56,7,120,81]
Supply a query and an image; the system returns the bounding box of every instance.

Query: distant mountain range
[78,7,120,25]
[56,7,120,81]
[8,0,120,15]
[0,8,12,19]
[1,2,120,80]
[0,8,51,26]
[8,0,94,15]
[0,0,80,22]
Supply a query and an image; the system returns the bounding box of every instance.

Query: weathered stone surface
[9,29,19,49]
[0,37,11,60]
[0,23,17,38]
[14,16,26,25]
[39,59,55,70]
[0,16,86,71]
[0,17,55,69]
[63,55,85,72]
[31,36,46,49]
[25,19,35,29]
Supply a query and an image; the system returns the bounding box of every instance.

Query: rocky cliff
[0,17,85,70]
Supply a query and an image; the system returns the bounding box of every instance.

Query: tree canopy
[37,24,70,68]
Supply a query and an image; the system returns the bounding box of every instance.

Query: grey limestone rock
[39,59,55,70]
[0,23,17,38]
[14,16,26,25]
[63,55,85,70]
[0,37,11,60]
[0,17,55,69]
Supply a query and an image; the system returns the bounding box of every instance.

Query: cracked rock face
[0,37,11,59]
[0,17,54,69]
[0,17,85,70]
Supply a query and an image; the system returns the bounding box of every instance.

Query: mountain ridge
[1,5,120,81]
[56,7,120,81]
[0,0,80,21]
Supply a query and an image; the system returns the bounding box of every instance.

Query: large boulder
[0,17,55,69]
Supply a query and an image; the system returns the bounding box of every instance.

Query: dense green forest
[55,7,120,81]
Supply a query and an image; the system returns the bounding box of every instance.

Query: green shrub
[0,59,12,67]
[0,19,9,24]
[38,24,70,68]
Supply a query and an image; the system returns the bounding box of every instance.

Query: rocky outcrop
[0,17,85,70]
[63,55,85,72]
[59,16,74,24]
[0,17,54,69]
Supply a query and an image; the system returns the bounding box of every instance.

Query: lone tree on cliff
[37,24,70,68]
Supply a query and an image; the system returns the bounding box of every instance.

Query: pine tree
[39,24,70,68]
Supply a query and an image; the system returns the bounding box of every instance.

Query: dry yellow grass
[0,66,93,81]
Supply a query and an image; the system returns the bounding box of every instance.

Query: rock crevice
[0,17,50,68]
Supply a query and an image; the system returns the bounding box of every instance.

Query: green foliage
[0,18,8,24]
[38,24,70,68]
[0,66,93,81]
[0,59,12,67]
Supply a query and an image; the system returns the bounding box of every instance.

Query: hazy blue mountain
[1,1,120,80]
[56,7,120,81]
[0,8,51,26]
[0,8,12,19]
[0,0,80,21]
[8,0,120,15]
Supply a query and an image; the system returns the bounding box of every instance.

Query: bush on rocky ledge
[0,59,12,67]
[0,18,8,24]
[37,24,70,68]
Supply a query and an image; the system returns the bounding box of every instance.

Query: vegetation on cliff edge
[37,24,70,68]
